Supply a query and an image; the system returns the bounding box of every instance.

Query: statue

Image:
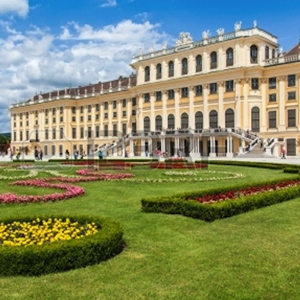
[253,20,257,28]
[202,30,210,39]
[176,32,193,46]
[216,28,224,36]
[234,21,242,31]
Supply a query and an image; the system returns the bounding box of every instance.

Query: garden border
[0,214,124,276]
[141,175,300,222]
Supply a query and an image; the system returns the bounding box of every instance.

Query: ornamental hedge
[0,215,124,276]
[141,175,300,222]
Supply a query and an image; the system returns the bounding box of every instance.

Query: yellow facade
[10,24,300,158]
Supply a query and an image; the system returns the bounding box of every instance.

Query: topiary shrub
[0,214,124,276]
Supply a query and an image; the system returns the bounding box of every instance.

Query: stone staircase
[237,144,275,158]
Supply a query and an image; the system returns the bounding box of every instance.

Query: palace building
[9,21,300,159]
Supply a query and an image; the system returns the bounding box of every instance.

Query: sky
[1,0,300,133]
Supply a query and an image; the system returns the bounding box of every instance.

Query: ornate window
[250,45,258,63]
[155,115,162,130]
[195,85,203,96]
[195,111,203,130]
[167,114,175,129]
[196,55,202,72]
[168,89,175,100]
[268,77,276,89]
[209,83,218,94]
[225,109,234,128]
[145,66,150,82]
[156,64,162,80]
[181,58,188,75]
[288,109,296,127]
[156,91,162,101]
[288,74,296,87]
[225,80,234,92]
[144,93,150,102]
[209,110,218,128]
[265,46,269,60]
[268,111,277,128]
[181,87,188,98]
[210,51,217,69]
[226,48,234,66]
[168,61,174,77]
[181,113,189,129]
[288,91,296,100]
[251,107,260,132]
[251,78,259,90]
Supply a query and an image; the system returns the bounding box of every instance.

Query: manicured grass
[0,164,300,299]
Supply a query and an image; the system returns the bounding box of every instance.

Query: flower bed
[0,168,38,180]
[0,180,84,204]
[150,162,208,169]
[141,176,300,222]
[0,217,98,247]
[61,160,134,167]
[0,215,124,276]
[123,170,245,183]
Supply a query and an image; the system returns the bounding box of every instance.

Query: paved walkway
[1,154,300,165]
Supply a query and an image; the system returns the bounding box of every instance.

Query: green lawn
[0,164,299,300]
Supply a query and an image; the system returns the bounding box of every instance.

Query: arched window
[251,107,260,132]
[265,46,269,60]
[155,115,162,131]
[226,48,234,66]
[182,58,188,75]
[145,66,150,82]
[181,113,189,129]
[167,114,175,129]
[225,108,235,128]
[272,49,276,59]
[144,116,150,133]
[209,110,218,128]
[156,64,162,80]
[196,55,202,72]
[210,51,217,69]
[250,45,258,63]
[195,111,203,130]
[168,61,174,77]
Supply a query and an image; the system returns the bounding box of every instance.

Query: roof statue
[216,28,224,36]
[176,32,193,46]
[235,21,242,31]
[253,20,257,28]
[202,30,210,39]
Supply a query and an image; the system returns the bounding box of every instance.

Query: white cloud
[0,0,29,17]
[0,19,171,132]
[100,0,117,8]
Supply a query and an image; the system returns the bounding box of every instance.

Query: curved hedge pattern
[0,215,124,276]
[141,175,300,222]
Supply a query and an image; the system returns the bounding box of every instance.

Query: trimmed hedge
[199,160,285,169]
[141,175,300,222]
[0,214,124,276]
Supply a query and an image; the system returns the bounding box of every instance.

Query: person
[65,149,70,159]
[74,150,78,160]
[16,149,20,160]
[281,148,286,159]
[98,149,103,159]
[125,150,128,158]
[34,149,39,160]
[39,150,43,160]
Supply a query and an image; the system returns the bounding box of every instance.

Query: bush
[141,176,300,222]
[0,214,124,276]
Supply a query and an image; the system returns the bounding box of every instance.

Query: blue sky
[0,0,300,133]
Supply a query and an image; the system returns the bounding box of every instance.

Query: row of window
[144,45,276,82]
[12,107,297,142]
[268,110,296,128]
[269,91,297,102]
